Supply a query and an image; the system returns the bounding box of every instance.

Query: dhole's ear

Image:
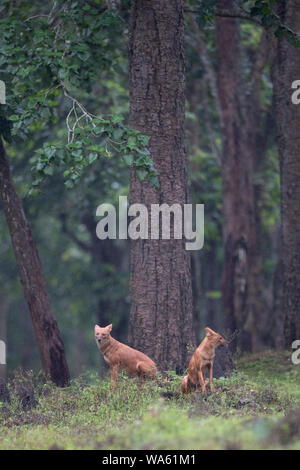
[205,327,213,337]
[107,324,112,332]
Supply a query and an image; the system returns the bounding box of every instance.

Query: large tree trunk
[0,139,70,386]
[274,0,300,346]
[128,0,195,371]
[216,0,268,352]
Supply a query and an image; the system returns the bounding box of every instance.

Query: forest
[0,0,299,451]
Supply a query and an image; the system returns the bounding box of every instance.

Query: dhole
[94,324,157,390]
[181,327,228,395]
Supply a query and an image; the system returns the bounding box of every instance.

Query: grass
[0,350,299,450]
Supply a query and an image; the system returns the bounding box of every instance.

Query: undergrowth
[0,350,299,449]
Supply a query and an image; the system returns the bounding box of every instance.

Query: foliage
[193,0,216,27]
[250,0,300,46]
[189,0,300,47]
[0,0,159,190]
[30,116,159,194]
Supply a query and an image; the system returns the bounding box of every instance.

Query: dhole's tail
[136,361,158,377]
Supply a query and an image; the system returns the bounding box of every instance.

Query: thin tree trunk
[128,0,195,371]
[274,0,300,346]
[191,251,201,344]
[0,291,8,380]
[0,138,70,386]
[203,239,222,332]
[74,328,85,377]
[186,78,201,155]
[272,257,284,349]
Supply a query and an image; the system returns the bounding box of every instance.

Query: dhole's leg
[110,365,119,391]
[181,375,189,395]
[208,362,216,393]
[198,369,207,394]
[182,375,206,395]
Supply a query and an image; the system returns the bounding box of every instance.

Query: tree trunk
[20,304,37,369]
[191,251,201,343]
[272,258,285,349]
[0,138,70,386]
[274,0,300,346]
[0,291,7,380]
[216,0,268,352]
[128,0,195,371]
[74,328,85,377]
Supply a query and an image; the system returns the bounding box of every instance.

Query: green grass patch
[0,350,299,449]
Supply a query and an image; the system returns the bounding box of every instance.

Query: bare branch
[60,84,102,143]
[184,7,262,26]
[249,31,273,93]
[215,8,262,26]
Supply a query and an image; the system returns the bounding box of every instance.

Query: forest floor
[0,350,299,450]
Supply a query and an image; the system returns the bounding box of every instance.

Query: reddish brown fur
[181,327,228,395]
[94,324,157,390]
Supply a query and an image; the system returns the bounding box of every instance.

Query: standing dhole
[181,327,228,395]
[94,324,157,390]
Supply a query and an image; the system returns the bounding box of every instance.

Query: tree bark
[0,138,70,386]
[274,0,300,346]
[128,0,195,371]
[216,0,269,352]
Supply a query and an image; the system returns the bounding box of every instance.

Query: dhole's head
[94,324,112,345]
[205,327,228,347]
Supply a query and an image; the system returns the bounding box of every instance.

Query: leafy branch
[29,85,159,194]
[0,1,160,195]
[187,0,300,47]
[249,0,300,47]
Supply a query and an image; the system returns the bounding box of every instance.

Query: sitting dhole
[94,324,157,390]
[181,327,228,395]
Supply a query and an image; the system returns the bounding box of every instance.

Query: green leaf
[87,152,98,164]
[36,161,46,171]
[111,114,124,124]
[43,165,54,176]
[127,136,137,150]
[9,114,20,121]
[87,144,103,153]
[65,180,74,189]
[72,150,83,159]
[28,187,41,197]
[44,146,56,159]
[136,168,148,182]
[148,175,160,189]
[113,127,124,140]
[135,156,146,167]
[123,154,134,166]
[58,68,68,79]
[137,134,149,146]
